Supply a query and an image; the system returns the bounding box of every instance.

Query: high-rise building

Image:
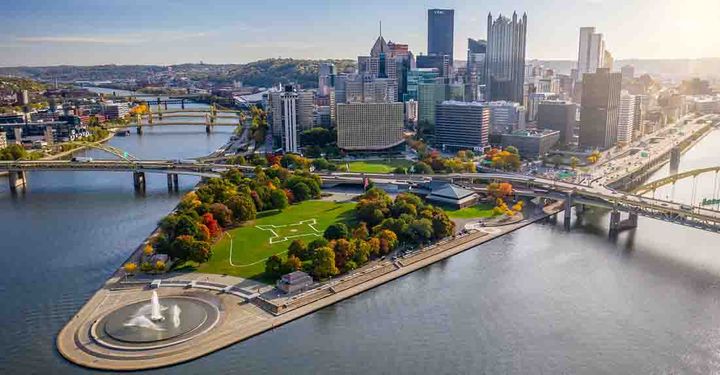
[418,83,449,125]
[318,62,337,97]
[537,100,578,145]
[269,85,315,153]
[388,41,415,101]
[577,27,605,82]
[603,50,614,71]
[417,54,451,78]
[579,68,621,149]
[336,102,404,151]
[405,68,441,101]
[527,92,559,122]
[358,33,397,81]
[618,91,636,145]
[0,130,6,149]
[621,65,635,80]
[487,101,526,136]
[466,38,487,101]
[427,9,454,61]
[435,101,490,152]
[345,76,397,104]
[485,12,527,103]
[632,94,645,140]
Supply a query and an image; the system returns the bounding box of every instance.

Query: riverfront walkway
[56,201,564,371]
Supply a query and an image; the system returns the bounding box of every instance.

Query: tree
[226,194,257,222]
[570,156,579,170]
[143,244,154,256]
[123,262,138,274]
[270,188,289,210]
[202,213,222,238]
[352,223,370,240]
[155,260,166,271]
[324,223,349,240]
[169,235,212,263]
[505,145,519,155]
[312,247,339,278]
[265,255,283,279]
[290,181,312,201]
[288,239,309,260]
[430,209,455,239]
[332,238,354,270]
[376,229,398,254]
[408,219,434,244]
[308,238,329,251]
[352,239,371,265]
[209,203,233,227]
[487,182,513,198]
[281,255,303,274]
[411,161,433,174]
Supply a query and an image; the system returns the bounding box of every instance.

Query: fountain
[99,291,216,347]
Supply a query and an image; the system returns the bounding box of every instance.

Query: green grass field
[193,200,356,281]
[341,159,413,173]
[446,203,499,219]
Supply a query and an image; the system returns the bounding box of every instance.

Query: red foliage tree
[202,213,222,238]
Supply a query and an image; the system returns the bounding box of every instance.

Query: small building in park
[277,271,313,294]
[424,182,479,209]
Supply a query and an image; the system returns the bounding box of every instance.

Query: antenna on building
[379,20,382,37]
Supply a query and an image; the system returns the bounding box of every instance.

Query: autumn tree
[201,213,222,238]
[226,194,257,222]
[312,247,339,278]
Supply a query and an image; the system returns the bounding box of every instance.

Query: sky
[1,0,719,67]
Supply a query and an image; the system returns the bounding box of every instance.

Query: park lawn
[342,159,413,173]
[194,200,356,281]
[446,203,499,219]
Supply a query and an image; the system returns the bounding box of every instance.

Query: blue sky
[1,0,718,66]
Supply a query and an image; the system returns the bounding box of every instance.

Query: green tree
[265,255,283,279]
[324,223,349,240]
[290,181,311,201]
[288,239,308,260]
[351,223,370,240]
[505,145,519,155]
[209,203,233,227]
[226,194,257,222]
[270,189,289,210]
[312,247,339,278]
[281,255,303,274]
[411,161,433,174]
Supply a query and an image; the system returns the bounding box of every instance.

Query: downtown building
[269,85,314,153]
[427,9,454,61]
[487,101,526,137]
[578,68,622,150]
[435,100,490,152]
[577,27,605,82]
[336,102,404,152]
[617,91,637,145]
[537,100,578,145]
[485,12,527,103]
[466,38,487,101]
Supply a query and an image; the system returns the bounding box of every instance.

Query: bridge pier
[181,99,185,109]
[13,127,22,145]
[205,124,213,134]
[670,147,681,174]
[136,125,143,135]
[166,173,179,192]
[8,171,27,194]
[133,172,146,192]
[609,210,638,234]
[563,193,573,230]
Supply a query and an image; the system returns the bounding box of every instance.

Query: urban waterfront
[0,101,720,373]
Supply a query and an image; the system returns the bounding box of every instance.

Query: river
[1,101,720,373]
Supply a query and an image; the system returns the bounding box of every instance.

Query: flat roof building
[337,102,404,151]
[579,68,621,149]
[435,100,490,152]
[500,129,560,159]
[537,100,577,145]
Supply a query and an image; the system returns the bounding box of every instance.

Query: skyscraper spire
[379,20,382,37]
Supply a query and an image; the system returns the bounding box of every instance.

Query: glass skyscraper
[485,12,527,103]
[427,9,454,61]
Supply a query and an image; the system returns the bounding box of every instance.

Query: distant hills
[0,58,357,89]
[0,57,716,87]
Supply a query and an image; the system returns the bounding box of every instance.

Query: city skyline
[1,0,719,67]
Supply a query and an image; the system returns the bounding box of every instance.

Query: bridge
[103,105,246,135]
[6,153,720,235]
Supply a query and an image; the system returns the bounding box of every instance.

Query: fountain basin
[93,295,219,350]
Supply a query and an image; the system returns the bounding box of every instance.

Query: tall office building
[435,101,490,152]
[577,27,605,82]
[388,41,415,101]
[487,101,526,135]
[618,91,636,145]
[632,94,644,140]
[579,68,621,149]
[527,92,559,122]
[336,102,404,151]
[427,9,454,61]
[621,65,635,80]
[405,68,441,101]
[485,12,527,103]
[537,100,578,145]
[269,85,315,153]
[418,82,448,125]
[318,62,336,97]
[466,38,487,101]
[417,54,451,78]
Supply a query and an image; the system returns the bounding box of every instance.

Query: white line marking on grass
[227,219,323,267]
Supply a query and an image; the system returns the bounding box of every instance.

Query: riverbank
[56,199,563,371]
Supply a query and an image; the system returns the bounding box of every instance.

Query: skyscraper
[537,100,578,145]
[577,27,605,82]
[579,68,622,149]
[269,85,315,153]
[466,38,487,101]
[336,102,404,151]
[618,91,636,145]
[427,9,454,61]
[435,101,490,152]
[318,62,336,97]
[485,12,527,103]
